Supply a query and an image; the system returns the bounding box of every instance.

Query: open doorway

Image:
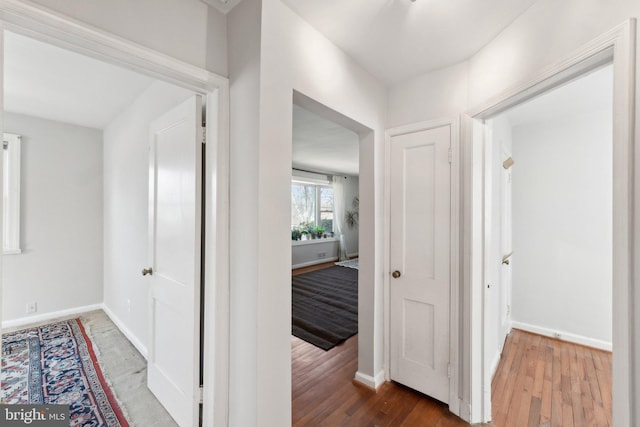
[482,64,613,426]
[289,95,363,425]
[0,28,217,427]
[464,22,635,425]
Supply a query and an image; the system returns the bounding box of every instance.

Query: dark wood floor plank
[292,328,611,427]
[292,334,481,427]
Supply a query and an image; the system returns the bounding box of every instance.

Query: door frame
[498,146,512,348]
[463,19,636,424]
[0,2,230,426]
[384,117,461,416]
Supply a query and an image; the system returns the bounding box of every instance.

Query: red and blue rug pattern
[1,318,129,426]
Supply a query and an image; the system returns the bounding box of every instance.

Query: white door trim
[384,117,461,416]
[0,2,230,426]
[464,19,636,425]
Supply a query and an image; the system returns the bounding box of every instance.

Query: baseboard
[347,252,359,259]
[489,349,501,380]
[511,320,612,352]
[101,304,148,359]
[1,303,103,329]
[353,370,385,390]
[292,257,339,269]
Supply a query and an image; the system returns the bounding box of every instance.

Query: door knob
[142,267,153,276]
[392,270,401,279]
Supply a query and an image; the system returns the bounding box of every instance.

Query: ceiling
[4,31,155,130]
[503,64,613,127]
[281,0,537,85]
[201,0,244,14]
[292,104,359,176]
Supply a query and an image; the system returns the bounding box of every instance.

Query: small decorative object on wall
[345,196,359,229]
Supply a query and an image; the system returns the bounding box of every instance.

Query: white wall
[103,80,194,353]
[227,0,262,423]
[2,112,103,322]
[29,0,228,77]
[227,0,386,424]
[388,61,469,128]
[291,239,339,268]
[511,109,612,347]
[466,0,640,109]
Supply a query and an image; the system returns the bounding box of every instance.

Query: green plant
[314,226,325,238]
[291,229,301,241]
[345,196,359,229]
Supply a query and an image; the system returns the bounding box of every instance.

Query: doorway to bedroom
[290,96,361,425]
[478,63,614,425]
[0,26,219,426]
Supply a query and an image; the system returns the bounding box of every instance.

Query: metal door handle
[142,267,153,276]
[392,270,401,279]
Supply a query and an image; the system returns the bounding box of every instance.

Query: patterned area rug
[1,318,129,426]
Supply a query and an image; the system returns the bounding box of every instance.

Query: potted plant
[301,223,314,239]
[315,226,325,239]
[345,197,359,229]
[291,229,301,241]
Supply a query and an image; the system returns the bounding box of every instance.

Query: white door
[389,125,451,403]
[499,151,513,345]
[146,95,203,427]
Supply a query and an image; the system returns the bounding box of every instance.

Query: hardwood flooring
[292,335,478,427]
[492,330,612,427]
[292,329,612,427]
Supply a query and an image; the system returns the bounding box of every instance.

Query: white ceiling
[4,31,155,130]
[282,0,537,85]
[503,64,613,127]
[201,0,244,14]
[292,104,359,176]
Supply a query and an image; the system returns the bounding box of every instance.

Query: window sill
[292,237,338,247]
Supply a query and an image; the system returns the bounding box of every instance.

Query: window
[3,133,21,254]
[291,180,334,233]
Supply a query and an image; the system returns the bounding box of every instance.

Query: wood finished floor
[492,330,612,427]
[292,330,612,427]
[292,334,472,427]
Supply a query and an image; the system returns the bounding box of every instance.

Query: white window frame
[291,178,334,232]
[3,133,21,255]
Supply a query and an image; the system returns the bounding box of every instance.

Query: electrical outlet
[26,301,37,314]
[318,252,326,258]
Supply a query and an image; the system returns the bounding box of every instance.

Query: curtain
[332,176,349,261]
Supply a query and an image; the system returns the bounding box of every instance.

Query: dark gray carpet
[292,266,358,351]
